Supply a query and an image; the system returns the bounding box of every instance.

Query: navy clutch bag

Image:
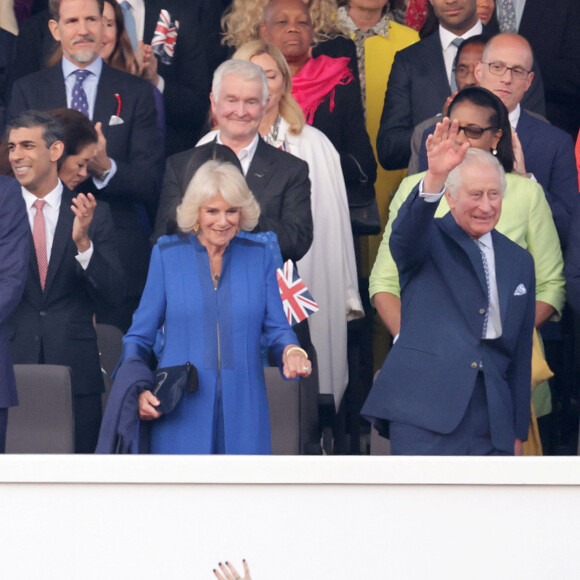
[148,362,199,414]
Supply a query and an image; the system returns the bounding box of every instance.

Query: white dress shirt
[22,181,94,270]
[215,132,260,176]
[508,103,521,131]
[476,232,502,339]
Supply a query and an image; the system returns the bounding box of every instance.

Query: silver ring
[84,213,89,217]
[303,366,309,372]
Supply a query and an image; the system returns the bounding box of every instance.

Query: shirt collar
[62,55,103,80]
[508,104,521,130]
[21,179,64,210]
[476,231,493,249]
[336,6,390,38]
[439,20,483,50]
[216,131,260,162]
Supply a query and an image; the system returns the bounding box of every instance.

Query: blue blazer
[361,189,535,453]
[0,176,29,408]
[121,234,298,454]
[417,109,579,245]
[515,109,579,245]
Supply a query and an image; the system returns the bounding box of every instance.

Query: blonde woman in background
[230,41,363,408]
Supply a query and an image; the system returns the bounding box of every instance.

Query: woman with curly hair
[221,0,359,79]
[260,0,376,214]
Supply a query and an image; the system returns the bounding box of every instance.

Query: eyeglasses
[482,61,531,80]
[458,124,498,139]
[453,64,475,78]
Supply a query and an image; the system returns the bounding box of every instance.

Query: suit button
[471,362,478,369]
[479,308,485,315]
[33,335,40,342]
[39,311,47,317]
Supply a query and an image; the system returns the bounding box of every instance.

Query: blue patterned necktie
[450,37,464,92]
[71,69,90,117]
[476,240,491,338]
[496,0,517,33]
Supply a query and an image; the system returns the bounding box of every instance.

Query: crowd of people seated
[0,0,578,456]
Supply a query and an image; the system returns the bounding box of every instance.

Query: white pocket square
[108,115,124,126]
[514,283,527,296]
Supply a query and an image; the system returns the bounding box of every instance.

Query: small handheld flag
[152,10,179,65]
[276,260,319,325]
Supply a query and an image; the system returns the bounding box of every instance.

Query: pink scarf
[291,55,354,125]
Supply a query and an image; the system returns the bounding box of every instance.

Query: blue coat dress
[122,234,298,454]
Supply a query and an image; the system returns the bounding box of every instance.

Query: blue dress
[122,234,298,454]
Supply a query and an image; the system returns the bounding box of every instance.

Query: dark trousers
[0,408,7,453]
[389,374,512,456]
[74,394,102,453]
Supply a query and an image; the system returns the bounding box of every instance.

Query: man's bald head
[475,34,534,113]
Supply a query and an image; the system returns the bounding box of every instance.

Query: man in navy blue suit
[0,176,29,453]
[362,119,535,455]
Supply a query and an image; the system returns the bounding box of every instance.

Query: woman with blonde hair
[120,157,311,454]
[217,41,364,408]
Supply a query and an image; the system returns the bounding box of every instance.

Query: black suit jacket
[9,61,162,297]
[9,188,123,396]
[377,29,546,170]
[153,137,313,263]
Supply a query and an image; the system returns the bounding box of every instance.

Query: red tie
[33,199,48,290]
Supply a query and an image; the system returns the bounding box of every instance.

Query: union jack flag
[276,260,319,325]
[152,10,179,65]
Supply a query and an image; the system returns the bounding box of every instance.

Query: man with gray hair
[362,119,535,455]
[155,59,313,263]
